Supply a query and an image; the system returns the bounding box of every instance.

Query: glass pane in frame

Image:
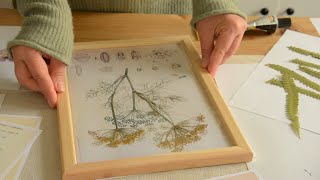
[67,41,232,163]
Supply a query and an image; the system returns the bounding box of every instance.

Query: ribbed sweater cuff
[7,0,73,65]
[191,0,247,27]
[68,0,192,14]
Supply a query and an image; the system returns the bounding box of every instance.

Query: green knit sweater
[8,0,245,65]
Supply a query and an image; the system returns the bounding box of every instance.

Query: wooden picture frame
[57,36,253,180]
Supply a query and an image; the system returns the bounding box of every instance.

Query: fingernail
[201,59,207,68]
[57,82,65,92]
[48,100,54,109]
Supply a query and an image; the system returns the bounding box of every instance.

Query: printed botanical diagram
[265,46,320,137]
[68,44,229,162]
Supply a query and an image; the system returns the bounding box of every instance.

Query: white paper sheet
[0,121,41,179]
[230,30,320,134]
[232,107,320,180]
[0,26,21,90]
[0,94,5,108]
[310,18,320,34]
[205,170,263,180]
[0,114,42,180]
[215,63,259,102]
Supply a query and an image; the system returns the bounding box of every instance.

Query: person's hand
[11,45,66,108]
[196,14,247,77]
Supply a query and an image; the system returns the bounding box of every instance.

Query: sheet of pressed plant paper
[230,30,320,134]
[0,26,20,90]
[0,121,41,179]
[0,114,41,180]
[68,43,230,163]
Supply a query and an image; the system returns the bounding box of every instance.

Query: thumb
[49,58,66,93]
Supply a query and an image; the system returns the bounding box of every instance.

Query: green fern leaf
[288,46,320,59]
[281,74,300,137]
[290,58,320,70]
[298,66,320,79]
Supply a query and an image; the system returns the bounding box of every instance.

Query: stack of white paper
[0,114,42,180]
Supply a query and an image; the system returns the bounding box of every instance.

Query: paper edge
[0,121,42,179]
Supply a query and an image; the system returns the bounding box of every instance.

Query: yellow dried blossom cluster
[88,128,144,148]
[157,123,208,152]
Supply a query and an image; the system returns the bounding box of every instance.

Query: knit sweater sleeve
[7,0,73,65]
[191,0,246,27]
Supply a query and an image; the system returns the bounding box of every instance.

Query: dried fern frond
[281,74,300,138]
[266,64,320,92]
[298,66,320,79]
[267,78,320,101]
[288,46,320,59]
[290,59,320,70]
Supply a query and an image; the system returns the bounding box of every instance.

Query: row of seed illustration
[74,48,176,63]
[86,68,207,152]
[265,46,320,138]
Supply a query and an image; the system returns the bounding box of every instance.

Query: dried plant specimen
[88,128,144,148]
[290,58,320,79]
[290,59,320,69]
[86,68,208,150]
[266,63,320,137]
[154,119,208,152]
[288,46,320,59]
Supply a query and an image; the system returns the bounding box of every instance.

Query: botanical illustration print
[266,46,320,137]
[150,48,176,61]
[68,44,229,162]
[86,68,208,151]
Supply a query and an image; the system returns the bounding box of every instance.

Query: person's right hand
[11,45,66,108]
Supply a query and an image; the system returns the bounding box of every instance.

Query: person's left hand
[196,14,247,77]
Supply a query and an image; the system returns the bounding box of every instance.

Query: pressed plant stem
[125,70,137,111]
[110,74,126,129]
[135,92,175,125]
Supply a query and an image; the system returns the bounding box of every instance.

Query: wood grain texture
[180,39,251,150]
[65,147,250,180]
[57,75,77,172]
[58,36,252,180]
[0,9,318,56]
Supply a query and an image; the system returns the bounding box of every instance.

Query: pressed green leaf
[298,66,320,79]
[290,58,320,70]
[281,74,300,137]
[288,46,320,59]
[266,64,320,92]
